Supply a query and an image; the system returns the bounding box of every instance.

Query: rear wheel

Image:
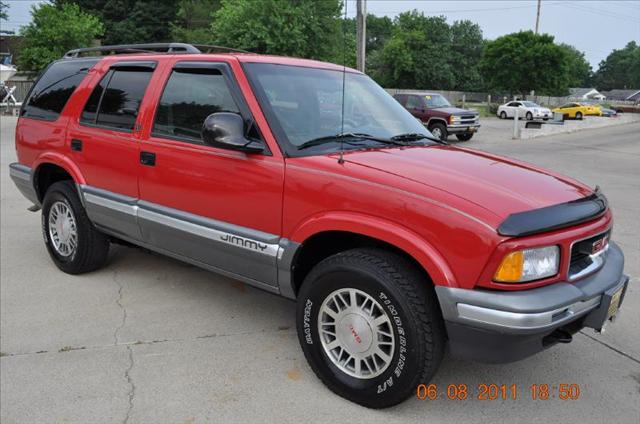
[456,133,474,142]
[296,248,445,408]
[575,111,583,120]
[42,181,109,274]
[429,122,448,141]
[526,112,533,120]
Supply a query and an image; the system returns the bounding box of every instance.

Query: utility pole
[535,0,541,34]
[356,0,366,72]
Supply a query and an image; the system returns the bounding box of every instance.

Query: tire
[296,248,445,408]
[455,133,474,142]
[575,112,583,120]
[526,112,533,121]
[428,122,448,141]
[42,181,110,274]
[499,111,507,119]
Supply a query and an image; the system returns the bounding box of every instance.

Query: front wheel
[575,111,583,120]
[42,181,110,274]
[428,122,448,141]
[456,133,474,142]
[499,111,507,119]
[526,112,533,120]
[296,248,445,408]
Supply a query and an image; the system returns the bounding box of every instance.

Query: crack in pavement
[579,330,640,365]
[112,269,135,424]
[113,269,127,345]
[0,327,295,358]
[123,345,136,424]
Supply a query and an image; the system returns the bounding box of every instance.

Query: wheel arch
[33,153,85,203]
[283,212,457,299]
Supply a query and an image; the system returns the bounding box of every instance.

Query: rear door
[136,59,284,288]
[66,60,156,240]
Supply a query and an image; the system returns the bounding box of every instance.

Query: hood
[338,146,593,225]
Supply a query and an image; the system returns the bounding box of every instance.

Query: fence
[3,76,35,103]
[385,88,638,108]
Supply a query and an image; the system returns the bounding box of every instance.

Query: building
[568,87,606,101]
[600,89,640,102]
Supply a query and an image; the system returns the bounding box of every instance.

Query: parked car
[10,43,628,409]
[497,100,552,120]
[599,107,618,117]
[552,102,602,119]
[393,92,480,141]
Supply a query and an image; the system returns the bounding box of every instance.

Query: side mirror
[202,112,264,153]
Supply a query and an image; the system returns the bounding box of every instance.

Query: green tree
[0,1,8,21]
[559,43,592,88]
[375,11,483,90]
[593,41,640,90]
[170,0,221,44]
[449,20,484,91]
[18,3,103,71]
[58,1,178,45]
[481,31,569,96]
[211,0,343,61]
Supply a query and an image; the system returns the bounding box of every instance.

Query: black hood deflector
[498,189,608,237]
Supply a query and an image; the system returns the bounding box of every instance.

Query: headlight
[449,115,461,124]
[494,246,560,283]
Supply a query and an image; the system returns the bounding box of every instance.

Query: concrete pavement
[1,115,639,424]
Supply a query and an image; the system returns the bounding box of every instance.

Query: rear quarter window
[21,59,98,121]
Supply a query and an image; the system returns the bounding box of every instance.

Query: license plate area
[607,287,623,319]
[583,277,629,331]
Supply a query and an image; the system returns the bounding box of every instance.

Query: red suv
[394,92,481,141]
[10,43,628,408]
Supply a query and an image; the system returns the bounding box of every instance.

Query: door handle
[140,151,156,166]
[70,139,83,152]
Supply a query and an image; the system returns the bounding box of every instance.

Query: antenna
[338,0,348,164]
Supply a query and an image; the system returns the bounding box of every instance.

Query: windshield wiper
[391,132,447,145]
[297,132,407,150]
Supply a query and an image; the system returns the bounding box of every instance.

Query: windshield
[522,101,540,107]
[243,63,432,155]
[424,94,451,108]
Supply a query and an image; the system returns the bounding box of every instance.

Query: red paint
[14,53,608,291]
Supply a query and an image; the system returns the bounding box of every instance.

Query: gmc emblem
[591,236,609,254]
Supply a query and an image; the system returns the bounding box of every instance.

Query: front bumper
[447,123,480,134]
[436,242,628,363]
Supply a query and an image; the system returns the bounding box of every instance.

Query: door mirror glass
[202,112,264,153]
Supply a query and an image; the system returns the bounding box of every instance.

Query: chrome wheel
[430,127,442,139]
[48,201,78,257]
[318,288,395,379]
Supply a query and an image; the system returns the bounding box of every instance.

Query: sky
[2,0,639,69]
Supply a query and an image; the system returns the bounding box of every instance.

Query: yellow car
[552,102,602,119]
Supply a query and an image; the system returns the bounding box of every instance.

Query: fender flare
[32,153,86,201]
[288,211,458,288]
[33,152,86,184]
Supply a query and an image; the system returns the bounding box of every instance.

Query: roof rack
[63,43,252,58]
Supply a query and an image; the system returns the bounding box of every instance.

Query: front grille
[457,114,479,125]
[568,230,610,280]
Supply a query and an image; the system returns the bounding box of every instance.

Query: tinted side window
[153,69,239,142]
[21,59,98,121]
[80,70,111,124]
[405,96,422,109]
[96,70,152,130]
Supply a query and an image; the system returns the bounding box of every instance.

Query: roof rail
[63,43,252,58]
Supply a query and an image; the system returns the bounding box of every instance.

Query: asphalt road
[1,116,639,424]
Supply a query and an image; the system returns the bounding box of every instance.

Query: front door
[136,60,284,288]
